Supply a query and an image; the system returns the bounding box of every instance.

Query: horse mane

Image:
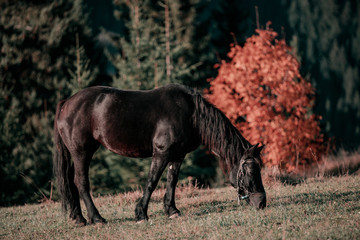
[192,92,251,171]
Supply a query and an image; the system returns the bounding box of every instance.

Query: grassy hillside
[1,175,359,240]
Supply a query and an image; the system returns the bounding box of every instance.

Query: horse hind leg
[53,121,86,225]
[72,147,106,224]
[164,161,183,218]
[68,166,87,225]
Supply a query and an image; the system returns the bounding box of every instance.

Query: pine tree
[67,33,97,95]
[111,0,159,89]
[0,0,94,205]
[186,0,252,87]
[285,0,360,149]
[111,0,199,90]
[0,85,25,204]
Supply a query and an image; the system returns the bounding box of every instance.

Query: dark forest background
[1,0,359,206]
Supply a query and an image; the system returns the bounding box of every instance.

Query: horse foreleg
[73,153,106,225]
[163,161,182,218]
[135,154,168,222]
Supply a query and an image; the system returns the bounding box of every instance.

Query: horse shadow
[186,200,241,217]
[180,189,359,217]
[106,217,135,224]
[270,190,360,209]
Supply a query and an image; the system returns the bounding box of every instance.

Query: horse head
[230,144,266,209]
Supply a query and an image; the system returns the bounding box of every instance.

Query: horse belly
[93,122,153,158]
[109,144,152,158]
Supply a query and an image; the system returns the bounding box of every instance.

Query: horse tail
[53,100,75,213]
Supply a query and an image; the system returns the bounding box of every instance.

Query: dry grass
[315,148,360,176]
[1,174,359,240]
[262,148,360,186]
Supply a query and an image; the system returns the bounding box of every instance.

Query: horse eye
[244,163,255,173]
[246,166,253,174]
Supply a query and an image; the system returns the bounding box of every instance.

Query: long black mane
[192,92,251,170]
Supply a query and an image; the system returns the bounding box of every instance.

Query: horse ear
[254,144,265,156]
[247,143,259,155]
[246,143,264,156]
[257,144,265,153]
[251,143,265,156]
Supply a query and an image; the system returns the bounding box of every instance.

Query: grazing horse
[53,84,266,225]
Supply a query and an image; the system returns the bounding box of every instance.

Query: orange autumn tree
[207,24,325,172]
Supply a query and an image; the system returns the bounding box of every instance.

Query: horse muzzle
[249,192,266,210]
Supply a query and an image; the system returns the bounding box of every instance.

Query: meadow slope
[1,175,359,240]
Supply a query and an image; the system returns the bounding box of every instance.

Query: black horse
[53,84,266,225]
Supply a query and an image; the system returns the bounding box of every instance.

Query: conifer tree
[67,33,97,94]
[0,0,94,205]
[186,0,251,87]
[0,86,24,204]
[111,0,198,90]
[285,0,360,148]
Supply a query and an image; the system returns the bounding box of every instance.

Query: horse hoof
[90,217,107,225]
[73,218,87,226]
[94,219,107,225]
[136,219,147,224]
[169,213,181,219]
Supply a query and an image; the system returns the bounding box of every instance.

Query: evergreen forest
[1,0,359,206]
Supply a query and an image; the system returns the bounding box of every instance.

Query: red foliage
[207,24,326,172]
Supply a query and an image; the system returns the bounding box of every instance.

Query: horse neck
[192,93,250,167]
